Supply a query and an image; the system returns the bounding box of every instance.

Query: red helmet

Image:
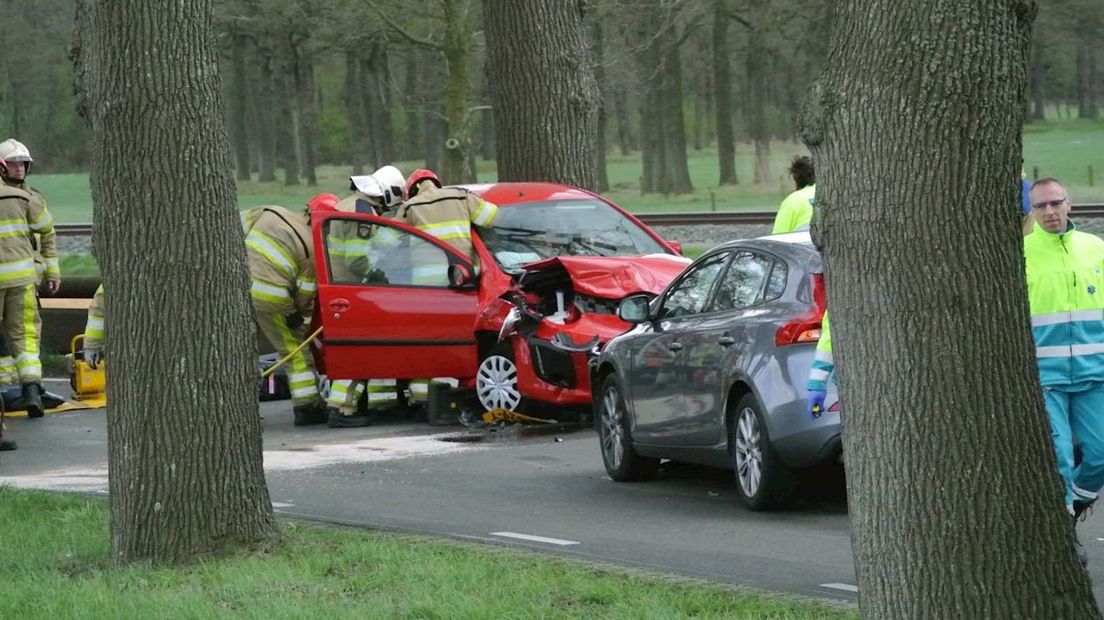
[306,192,341,213]
[406,169,442,199]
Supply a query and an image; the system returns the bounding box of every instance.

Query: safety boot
[292,402,328,426]
[0,438,15,451]
[22,383,43,418]
[327,407,371,428]
[1073,513,1090,568]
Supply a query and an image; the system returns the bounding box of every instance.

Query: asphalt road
[3,388,1102,606]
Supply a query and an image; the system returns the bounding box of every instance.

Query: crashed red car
[312,182,690,416]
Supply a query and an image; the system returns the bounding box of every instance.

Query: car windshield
[478,199,668,272]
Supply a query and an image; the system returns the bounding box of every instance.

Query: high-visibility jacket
[0,185,51,289]
[4,180,58,284]
[1025,221,1104,387]
[806,312,833,391]
[85,285,105,350]
[241,206,316,315]
[395,185,499,263]
[772,184,816,235]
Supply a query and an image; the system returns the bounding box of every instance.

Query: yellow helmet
[0,139,32,163]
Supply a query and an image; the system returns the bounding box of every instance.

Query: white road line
[490,531,580,546]
[820,583,859,593]
[272,502,295,508]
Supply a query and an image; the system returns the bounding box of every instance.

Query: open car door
[314,212,479,380]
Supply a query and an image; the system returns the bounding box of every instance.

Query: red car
[312,182,689,416]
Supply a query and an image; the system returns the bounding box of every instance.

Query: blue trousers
[1043,382,1104,509]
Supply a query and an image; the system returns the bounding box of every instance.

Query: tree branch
[364,0,444,51]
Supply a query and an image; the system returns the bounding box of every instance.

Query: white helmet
[0,139,32,167]
[370,165,406,208]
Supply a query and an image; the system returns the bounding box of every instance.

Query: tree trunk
[613,85,632,156]
[799,1,1099,616]
[712,0,738,185]
[229,33,251,182]
[280,48,301,186]
[746,6,771,184]
[298,51,318,186]
[345,50,367,175]
[402,49,422,162]
[73,0,277,565]
[1029,39,1046,122]
[592,19,610,192]
[367,43,396,165]
[480,107,496,161]
[661,27,693,194]
[254,52,277,183]
[1077,36,1097,119]
[483,0,600,191]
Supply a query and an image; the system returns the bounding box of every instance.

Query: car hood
[520,254,690,299]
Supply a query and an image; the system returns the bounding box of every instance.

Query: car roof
[709,230,816,255]
[452,182,599,206]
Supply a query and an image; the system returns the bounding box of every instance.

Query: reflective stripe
[1031,310,1103,327]
[0,222,29,236]
[291,385,319,399]
[472,200,498,226]
[86,317,105,331]
[0,258,35,276]
[1074,485,1099,501]
[29,209,53,232]
[1037,343,1104,358]
[251,280,291,300]
[246,231,296,275]
[297,278,317,293]
[419,221,470,240]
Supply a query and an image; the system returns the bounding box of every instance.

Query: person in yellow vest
[83,285,106,369]
[326,166,408,428]
[0,139,59,392]
[244,194,335,426]
[771,156,816,234]
[0,157,52,417]
[396,169,499,266]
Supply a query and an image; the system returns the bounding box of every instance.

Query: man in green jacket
[1025,178,1104,566]
[771,156,816,234]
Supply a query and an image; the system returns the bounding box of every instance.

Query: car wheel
[476,342,527,412]
[598,374,659,481]
[731,393,796,510]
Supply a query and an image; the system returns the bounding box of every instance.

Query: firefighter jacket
[85,285,105,350]
[395,185,499,263]
[0,184,52,289]
[242,206,316,315]
[5,180,58,284]
[1024,221,1104,387]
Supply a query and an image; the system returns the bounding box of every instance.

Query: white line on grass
[820,583,859,593]
[490,531,581,546]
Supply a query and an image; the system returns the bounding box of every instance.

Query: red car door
[313,212,478,380]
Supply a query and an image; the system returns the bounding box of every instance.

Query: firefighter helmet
[306,192,341,213]
[406,168,442,199]
[370,165,406,208]
[0,139,32,163]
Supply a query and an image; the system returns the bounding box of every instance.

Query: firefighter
[0,157,52,418]
[83,285,105,369]
[396,168,499,266]
[326,167,408,428]
[0,139,59,393]
[243,194,337,426]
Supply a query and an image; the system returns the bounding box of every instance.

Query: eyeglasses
[1031,197,1068,211]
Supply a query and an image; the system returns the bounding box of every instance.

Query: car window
[325,219,451,287]
[711,252,772,311]
[765,260,788,301]
[659,252,729,319]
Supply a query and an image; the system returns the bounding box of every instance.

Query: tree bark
[73,0,277,565]
[1028,39,1046,122]
[1076,36,1097,119]
[712,0,738,185]
[483,0,600,191]
[298,54,319,186]
[660,25,694,194]
[799,1,1099,616]
[345,50,367,175]
[592,19,610,192]
[613,85,632,156]
[254,51,277,182]
[746,3,771,184]
[402,49,422,163]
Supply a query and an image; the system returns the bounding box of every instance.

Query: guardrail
[53,203,1104,234]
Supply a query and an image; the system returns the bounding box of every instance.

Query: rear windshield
[478,199,668,272]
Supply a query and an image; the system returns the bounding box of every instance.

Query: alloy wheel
[601,386,625,469]
[734,406,763,498]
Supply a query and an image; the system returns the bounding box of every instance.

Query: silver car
[590,231,841,510]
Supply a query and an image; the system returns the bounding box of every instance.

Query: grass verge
[0,488,854,619]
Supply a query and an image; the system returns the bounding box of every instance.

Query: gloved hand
[285,312,305,329]
[85,348,104,370]
[46,278,61,295]
[807,389,827,419]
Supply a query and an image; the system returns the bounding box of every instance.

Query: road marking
[490,531,580,546]
[272,502,295,508]
[820,583,859,593]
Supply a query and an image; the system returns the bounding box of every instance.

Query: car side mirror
[667,240,683,255]
[618,294,653,323]
[448,264,477,289]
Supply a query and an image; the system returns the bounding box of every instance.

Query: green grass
[29,120,1104,224]
[0,488,853,619]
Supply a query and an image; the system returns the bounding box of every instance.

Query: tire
[476,342,530,413]
[597,374,659,482]
[730,393,797,510]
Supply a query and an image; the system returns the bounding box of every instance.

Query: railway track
[51,203,1104,234]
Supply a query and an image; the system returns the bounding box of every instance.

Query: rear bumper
[767,394,842,469]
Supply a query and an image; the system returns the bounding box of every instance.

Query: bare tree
[800,0,1099,616]
[73,0,277,564]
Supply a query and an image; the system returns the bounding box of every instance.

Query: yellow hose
[260,325,324,379]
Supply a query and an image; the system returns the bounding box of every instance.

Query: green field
[32,119,1104,224]
[0,488,854,619]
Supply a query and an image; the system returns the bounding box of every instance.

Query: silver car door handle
[718,336,735,347]
[668,342,683,352]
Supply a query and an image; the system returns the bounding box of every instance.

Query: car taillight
[828,400,841,412]
[774,273,826,346]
